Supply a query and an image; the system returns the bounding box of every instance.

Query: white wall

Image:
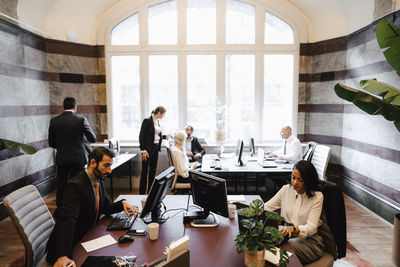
[16,0,400,44]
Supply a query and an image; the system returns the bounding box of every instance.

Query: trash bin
[393,213,400,266]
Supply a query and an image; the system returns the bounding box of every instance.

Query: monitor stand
[190,213,219,228]
[142,206,167,224]
[235,159,246,167]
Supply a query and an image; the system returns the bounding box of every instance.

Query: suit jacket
[46,171,124,264]
[48,111,96,167]
[139,115,164,152]
[189,136,205,156]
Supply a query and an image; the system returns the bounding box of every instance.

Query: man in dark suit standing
[184,125,205,162]
[48,97,96,209]
[46,147,139,267]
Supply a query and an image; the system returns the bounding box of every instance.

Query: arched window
[108,0,297,143]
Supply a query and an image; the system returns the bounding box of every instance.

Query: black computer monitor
[236,140,245,166]
[183,170,229,227]
[108,138,120,154]
[140,166,175,224]
[249,137,255,157]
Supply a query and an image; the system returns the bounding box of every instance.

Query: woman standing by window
[139,106,167,194]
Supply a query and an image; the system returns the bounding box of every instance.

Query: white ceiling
[16,0,387,44]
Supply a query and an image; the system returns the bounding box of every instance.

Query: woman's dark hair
[293,160,319,198]
[151,106,166,115]
[89,147,115,164]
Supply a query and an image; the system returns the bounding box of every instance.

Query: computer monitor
[236,140,245,167]
[140,166,175,224]
[108,138,120,154]
[234,139,241,156]
[249,137,255,157]
[183,170,229,227]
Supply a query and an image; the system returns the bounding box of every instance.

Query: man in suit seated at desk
[184,125,205,162]
[46,147,139,267]
[267,126,302,163]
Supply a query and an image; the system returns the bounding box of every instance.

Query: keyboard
[107,211,136,230]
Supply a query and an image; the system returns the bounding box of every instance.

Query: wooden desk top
[72,195,302,267]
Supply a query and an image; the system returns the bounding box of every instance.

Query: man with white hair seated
[267,125,302,163]
[170,131,198,181]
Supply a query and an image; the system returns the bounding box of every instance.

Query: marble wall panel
[24,46,48,72]
[306,113,343,137]
[99,113,108,134]
[298,82,306,104]
[0,77,50,106]
[97,83,107,105]
[85,113,102,135]
[0,149,54,187]
[341,147,400,191]
[0,115,51,143]
[297,112,305,135]
[47,54,99,75]
[98,58,105,75]
[311,50,346,73]
[328,144,341,164]
[0,29,23,66]
[299,55,311,74]
[342,113,400,151]
[346,39,385,70]
[49,82,99,105]
[307,80,346,104]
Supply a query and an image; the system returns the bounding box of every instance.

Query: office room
[0,0,399,266]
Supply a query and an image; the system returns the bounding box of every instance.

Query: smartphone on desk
[126,229,147,236]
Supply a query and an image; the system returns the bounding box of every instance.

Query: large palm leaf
[376,19,400,76]
[0,138,38,155]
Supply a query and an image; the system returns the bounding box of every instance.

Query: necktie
[284,140,287,155]
[94,183,100,226]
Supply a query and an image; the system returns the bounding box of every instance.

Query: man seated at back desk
[46,147,139,267]
[184,125,205,162]
[267,126,302,164]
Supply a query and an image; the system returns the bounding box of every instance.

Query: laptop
[257,148,277,168]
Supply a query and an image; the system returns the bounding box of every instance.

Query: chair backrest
[166,145,174,167]
[311,144,331,180]
[167,147,191,190]
[303,141,318,161]
[4,185,55,267]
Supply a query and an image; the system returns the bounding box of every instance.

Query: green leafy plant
[0,138,38,155]
[334,19,400,132]
[235,199,290,267]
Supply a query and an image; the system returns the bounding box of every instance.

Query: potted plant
[235,199,290,267]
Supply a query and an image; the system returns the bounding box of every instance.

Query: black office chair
[302,141,317,161]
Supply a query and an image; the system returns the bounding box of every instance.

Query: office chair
[302,141,318,161]
[311,144,331,180]
[167,147,191,193]
[4,185,54,267]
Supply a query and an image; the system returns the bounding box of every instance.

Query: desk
[72,195,302,267]
[201,154,293,193]
[109,153,136,200]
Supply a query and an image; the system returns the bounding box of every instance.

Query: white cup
[141,198,147,209]
[228,204,236,219]
[148,222,159,240]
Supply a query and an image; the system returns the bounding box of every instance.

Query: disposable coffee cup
[148,222,159,240]
[228,204,236,219]
[141,198,147,209]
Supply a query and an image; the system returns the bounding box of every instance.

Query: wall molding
[298,104,364,114]
[50,105,107,115]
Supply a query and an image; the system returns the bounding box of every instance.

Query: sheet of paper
[81,234,117,253]
[227,195,246,202]
[265,248,292,266]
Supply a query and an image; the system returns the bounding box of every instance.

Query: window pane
[263,54,293,140]
[187,55,216,141]
[111,13,139,45]
[148,0,177,45]
[265,12,294,44]
[187,0,216,44]
[149,55,178,132]
[111,56,141,140]
[226,0,255,44]
[226,55,255,141]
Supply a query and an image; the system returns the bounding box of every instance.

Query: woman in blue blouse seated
[264,160,325,264]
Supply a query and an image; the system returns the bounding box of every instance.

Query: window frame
[105,0,299,143]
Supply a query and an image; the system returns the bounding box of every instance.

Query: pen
[66,263,74,267]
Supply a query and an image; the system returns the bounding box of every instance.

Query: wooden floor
[0,190,395,267]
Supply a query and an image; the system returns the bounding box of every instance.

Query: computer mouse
[118,234,134,244]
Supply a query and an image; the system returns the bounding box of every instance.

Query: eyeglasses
[290,175,304,183]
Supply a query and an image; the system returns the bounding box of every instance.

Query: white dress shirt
[274,135,302,163]
[264,184,323,238]
[170,146,190,178]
